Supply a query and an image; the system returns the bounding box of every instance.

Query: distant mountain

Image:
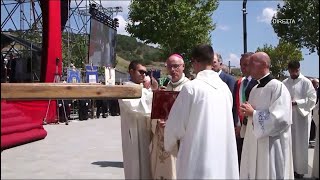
[115,34,163,65]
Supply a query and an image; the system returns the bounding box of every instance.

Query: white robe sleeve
[295,81,317,117]
[119,88,153,115]
[252,83,292,139]
[164,86,192,153]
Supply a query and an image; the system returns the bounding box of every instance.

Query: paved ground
[1,116,316,179]
[1,116,124,179]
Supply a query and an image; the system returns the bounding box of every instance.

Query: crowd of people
[57,98,120,123]
[118,43,318,179]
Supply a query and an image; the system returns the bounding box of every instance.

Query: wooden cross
[1,83,142,100]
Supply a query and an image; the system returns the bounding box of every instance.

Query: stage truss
[1,0,122,82]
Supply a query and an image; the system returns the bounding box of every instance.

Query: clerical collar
[170,73,187,87]
[257,73,273,88]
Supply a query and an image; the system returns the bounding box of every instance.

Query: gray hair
[215,52,223,63]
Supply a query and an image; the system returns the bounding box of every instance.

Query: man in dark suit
[232,52,258,168]
[57,99,72,122]
[78,99,90,120]
[212,53,236,92]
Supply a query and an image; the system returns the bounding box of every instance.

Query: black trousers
[310,120,316,141]
[236,137,244,169]
[78,106,89,120]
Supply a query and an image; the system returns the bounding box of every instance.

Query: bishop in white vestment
[150,74,189,180]
[150,54,189,180]
[240,73,294,179]
[283,73,317,176]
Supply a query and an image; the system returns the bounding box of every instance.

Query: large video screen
[88,18,116,67]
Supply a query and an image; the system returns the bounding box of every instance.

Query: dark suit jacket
[219,71,236,93]
[232,78,258,126]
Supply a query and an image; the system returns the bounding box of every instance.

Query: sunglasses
[137,70,147,75]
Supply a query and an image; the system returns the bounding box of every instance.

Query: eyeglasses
[137,70,147,75]
[166,64,183,69]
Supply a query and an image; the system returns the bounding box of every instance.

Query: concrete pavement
[1,117,124,179]
[1,116,316,179]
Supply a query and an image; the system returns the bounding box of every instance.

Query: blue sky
[211,0,319,77]
[1,0,318,77]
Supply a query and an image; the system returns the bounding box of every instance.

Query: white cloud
[114,15,129,36]
[136,39,160,48]
[224,53,240,67]
[257,7,277,23]
[217,25,230,31]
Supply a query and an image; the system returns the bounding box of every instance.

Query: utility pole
[228,61,236,74]
[242,0,248,54]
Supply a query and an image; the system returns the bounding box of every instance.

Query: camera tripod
[43,58,69,125]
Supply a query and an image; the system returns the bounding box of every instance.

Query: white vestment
[240,78,294,179]
[283,74,317,174]
[164,70,239,179]
[118,81,153,179]
[312,101,319,178]
[150,74,189,180]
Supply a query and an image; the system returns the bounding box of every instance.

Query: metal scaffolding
[1,0,122,82]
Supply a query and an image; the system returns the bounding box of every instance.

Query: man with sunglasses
[164,44,239,179]
[150,54,189,180]
[118,60,158,179]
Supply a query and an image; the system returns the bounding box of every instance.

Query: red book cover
[151,90,180,120]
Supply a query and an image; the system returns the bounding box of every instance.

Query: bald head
[166,54,185,83]
[166,54,184,64]
[249,52,271,79]
[251,52,271,68]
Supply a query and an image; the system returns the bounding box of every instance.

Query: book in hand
[151,90,180,120]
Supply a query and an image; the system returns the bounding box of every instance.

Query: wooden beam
[1,83,142,100]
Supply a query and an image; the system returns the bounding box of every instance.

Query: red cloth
[1,100,50,150]
[40,0,62,82]
[2,100,57,124]
[235,78,245,123]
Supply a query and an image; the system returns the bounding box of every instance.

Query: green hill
[115,34,167,75]
[116,34,163,65]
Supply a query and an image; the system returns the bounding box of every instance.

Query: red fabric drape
[235,79,244,123]
[1,100,57,124]
[40,0,62,82]
[39,0,64,121]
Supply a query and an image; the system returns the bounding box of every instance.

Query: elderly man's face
[166,56,185,83]
[249,57,260,80]
[212,54,221,72]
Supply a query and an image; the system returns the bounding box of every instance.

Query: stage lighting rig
[89,3,119,30]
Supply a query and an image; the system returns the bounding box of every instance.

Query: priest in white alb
[282,60,317,178]
[150,54,189,180]
[164,44,239,179]
[239,52,294,179]
[118,61,158,179]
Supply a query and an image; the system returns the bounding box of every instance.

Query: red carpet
[1,101,49,150]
